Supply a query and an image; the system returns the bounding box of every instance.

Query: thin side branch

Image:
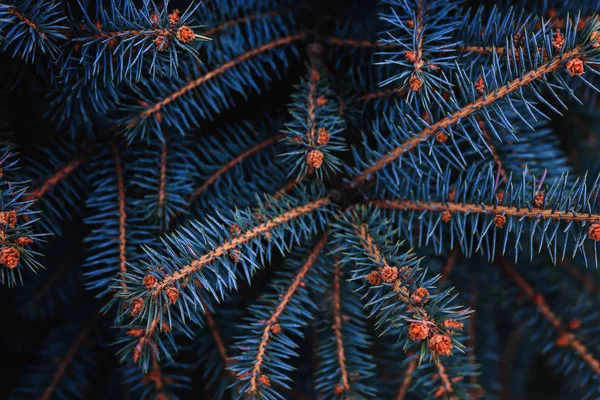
[157,141,168,219]
[332,263,350,393]
[39,315,98,400]
[349,47,581,187]
[395,357,417,400]
[496,256,600,376]
[371,199,600,223]
[153,197,331,293]
[127,32,307,127]
[112,145,128,291]
[201,8,292,37]
[7,6,46,39]
[249,233,328,393]
[170,133,286,226]
[26,155,85,201]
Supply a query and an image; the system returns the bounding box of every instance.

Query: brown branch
[170,133,285,225]
[201,8,292,37]
[434,360,460,398]
[395,357,417,400]
[112,145,128,291]
[249,234,328,394]
[7,6,46,39]
[360,87,408,102]
[25,155,85,201]
[39,315,99,400]
[371,199,600,223]
[147,351,165,393]
[157,141,168,220]
[127,32,307,127]
[477,117,508,184]
[132,314,163,365]
[495,256,600,376]
[249,179,303,222]
[355,223,436,321]
[413,0,426,71]
[357,223,391,268]
[459,45,504,56]
[306,61,319,146]
[348,47,582,188]
[325,36,398,49]
[273,179,301,200]
[332,263,350,393]
[204,305,237,380]
[326,36,504,56]
[440,246,460,283]
[153,197,331,294]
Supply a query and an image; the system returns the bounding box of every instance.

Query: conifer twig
[25,154,86,201]
[349,47,583,187]
[39,315,99,400]
[201,8,293,37]
[371,199,600,223]
[126,32,307,128]
[248,233,328,393]
[153,198,331,294]
[168,132,286,227]
[395,357,417,400]
[331,263,350,394]
[495,256,600,376]
[112,145,128,291]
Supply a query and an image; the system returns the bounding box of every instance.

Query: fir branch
[39,315,99,400]
[395,356,417,400]
[0,0,66,61]
[201,7,293,37]
[116,183,332,347]
[440,246,459,283]
[175,132,285,224]
[314,262,377,399]
[477,117,508,184]
[372,198,600,223]
[5,4,44,38]
[281,56,347,179]
[147,351,166,397]
[359,87,408,102]
[0,142,44,286]
[124,32,307,131]
[349,46,583,188]
[83,146,148,300]
[204,306,236,380]
[434,359,459,398]
[495,256,600,377]
[247,233,327,395]
[157,141,167,220]
[331,264,350,395]
[113,145,128,292]
[325,36,399,49]
[131,135,197,230]
[61,1,206,83]
[25,153,85,202]
[154,197,329,294]
[333,207,471,360]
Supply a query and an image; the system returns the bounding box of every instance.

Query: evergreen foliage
[2,0,600,399]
